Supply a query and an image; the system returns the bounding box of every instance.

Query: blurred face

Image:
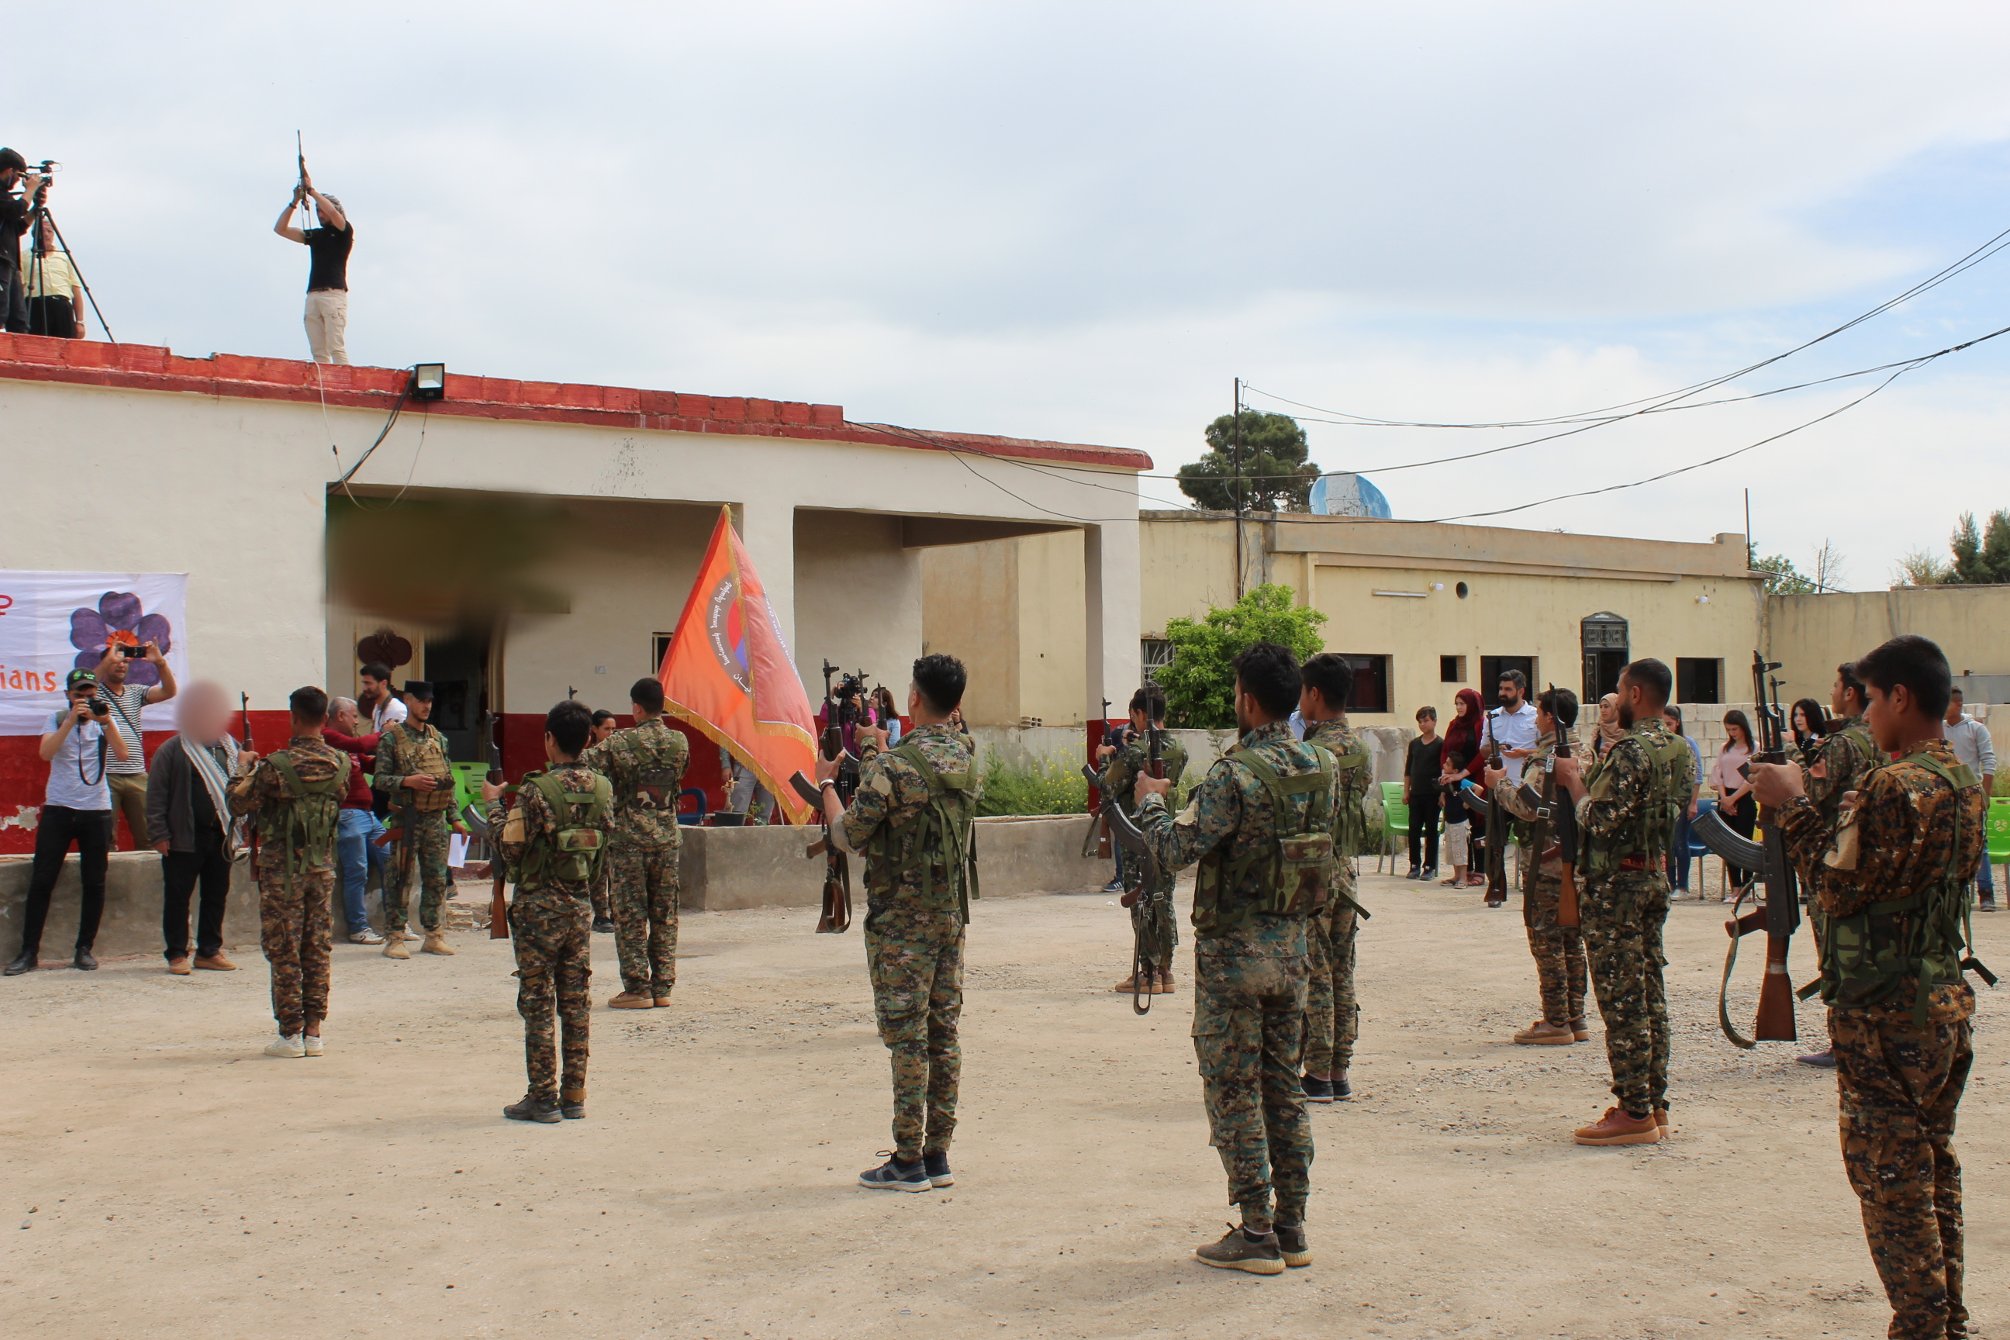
[180,683,234,742]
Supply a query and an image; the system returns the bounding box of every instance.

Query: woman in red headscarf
[1436,688,1487,887]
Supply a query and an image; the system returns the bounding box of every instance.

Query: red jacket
[324,728,381,811]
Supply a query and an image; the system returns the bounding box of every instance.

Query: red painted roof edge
[0,334,1152,472]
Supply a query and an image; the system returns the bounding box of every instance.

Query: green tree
[1892,548,1952,587]
[1155,584,1327,729]
[1947,510,2010,584]
[1749,548,1816,596]
[1175,411,1320,513]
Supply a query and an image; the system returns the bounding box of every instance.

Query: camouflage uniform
[1301,717,1368,1078]
[229,736,350,1038]
[582,719,689,999]
[1494,731,1590,1029]
[1135,720,1329,1231]
[842,724,978,1163]
[1781,738,1984,1340]
[491,763,612,1103]
[1574,717,1687,1117]
[372,719,457,934]
[1100,728,1189,975]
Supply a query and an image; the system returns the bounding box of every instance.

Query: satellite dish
[1309,473,1392,518]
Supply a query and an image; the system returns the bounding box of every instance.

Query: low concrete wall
[683,814,1106,912]
[0,852,264,962]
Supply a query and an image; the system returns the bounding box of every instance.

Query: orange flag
[661,507,818,824]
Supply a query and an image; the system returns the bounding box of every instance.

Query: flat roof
[0,333,1151,472]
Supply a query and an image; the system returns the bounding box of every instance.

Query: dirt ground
[0,868,2000,1340]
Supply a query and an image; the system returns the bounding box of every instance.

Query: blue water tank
[1309,473,1392,518]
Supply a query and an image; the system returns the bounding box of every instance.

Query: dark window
[652,632,674,674]
[1439,655,1465,682]
[1481,655,1536,707]
[1677,657,1723,704]
[1335,655,1392,714]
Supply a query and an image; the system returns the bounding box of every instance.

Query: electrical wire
[1418,318,2010,523]
[1241,220,2010,430]
[847,419,1198,520]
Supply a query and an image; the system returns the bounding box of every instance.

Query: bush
[1157,584,1328,729]
[976,754,1090,817]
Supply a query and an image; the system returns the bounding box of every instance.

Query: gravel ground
[0,870,2001,1339]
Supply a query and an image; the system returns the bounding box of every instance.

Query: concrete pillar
[735,500,797,673]
[1084,521,1142,717]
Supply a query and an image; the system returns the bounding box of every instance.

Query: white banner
[0,572,190,736]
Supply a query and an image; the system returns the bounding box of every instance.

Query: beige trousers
[304,290,349,364]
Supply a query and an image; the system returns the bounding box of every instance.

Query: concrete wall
[921,528,1091,727]
[0,854,262,961]
[1767,586,2010,703]
[680,814,1107,911]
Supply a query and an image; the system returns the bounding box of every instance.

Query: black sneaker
[1333,1071,1353,1101]
[73,949,98,971]
[858,1154,931,1193]
[1195,1224,1285,1275]
[1980,897,1998,913]
[593,916,616,934]
[1420,867,1437,881]
[503,1093,562,1124]
[3,951,36,977]
[923,1151,954,1188]
[1405,864,1421,880]
[1301,1075,1334,1104]
[1274,1222,1312,1268]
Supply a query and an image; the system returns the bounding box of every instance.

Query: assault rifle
[1483,709,1509,908]
[790,660,857,934]
[1083,753,1162,1017]
[1694,651,1800,1047]
[1523,687,1582,929]
[238,692,259,865]
[483,710,513,941]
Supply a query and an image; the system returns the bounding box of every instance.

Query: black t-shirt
[0,191,27,266]
[305,223,354,292]
[1406,735,1444,787]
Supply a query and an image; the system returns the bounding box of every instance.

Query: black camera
[87,696,110,717]
[119,645,143,658]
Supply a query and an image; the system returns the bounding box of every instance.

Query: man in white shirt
[1944,689,1998,910]
[360,662,408,734]
[1487,670,1542,784]
[94,640,179,850]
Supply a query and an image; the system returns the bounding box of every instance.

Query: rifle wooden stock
[792,770,851,933]
[1557,868,1579,928]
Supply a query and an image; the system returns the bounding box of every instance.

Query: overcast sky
[20,1,2010,588]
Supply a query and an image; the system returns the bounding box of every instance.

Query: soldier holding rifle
[1487,686,1591,1047]
[1753,635,1989,1340]
[1097,686,1188,997]
[1551,658,1688,1147]
[1298,653,1371,1103]
[372,681,464,959]
[1133,642,1330,1275]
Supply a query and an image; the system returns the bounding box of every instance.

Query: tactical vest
[1816,753,1993,1020]
[1580,728,1687,880]
[260,750,352,885]
[1308,726,1371,858]
[511,770,613,894]
[397,725,457,813]
[1193,749,1336,934]
[865,739,980,922]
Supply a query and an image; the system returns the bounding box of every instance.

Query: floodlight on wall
[411,362,447,401]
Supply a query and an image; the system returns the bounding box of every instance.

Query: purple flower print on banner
[70,591,174,687]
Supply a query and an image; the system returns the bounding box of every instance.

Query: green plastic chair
[1376,781,1412,875]
[1987,799,2010,890]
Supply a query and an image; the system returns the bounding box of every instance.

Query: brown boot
[560,1088,587,1120]
[420,930,456,956]
[193,953,238,971]
[608,991,654,1010]
[1568,1017,1591,1042]
[1653,1108,1674,1137]
[1513,1020,1574,1045]
[1112,974,1140,994]
[652,995,673,1008]
[1573,1107,1662,1146]
[167,957,192,976]
[383,932,411,960]
[1157,971,1177,995]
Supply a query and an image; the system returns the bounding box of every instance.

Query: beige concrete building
[926,509,1766,727]
[1767,586,2010,706]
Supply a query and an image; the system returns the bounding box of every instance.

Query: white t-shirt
[371,695,408,733]
[1487,701,1541,784]
[104,683,150,776]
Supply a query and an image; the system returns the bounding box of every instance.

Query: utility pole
[1232,377,1244,598]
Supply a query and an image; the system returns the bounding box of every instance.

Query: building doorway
[1480,655,1536,707]
[423,630,491,763]
[1580,612,1629,703]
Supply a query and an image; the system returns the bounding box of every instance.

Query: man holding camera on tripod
[0,148,46,334]
[272,166,353,364]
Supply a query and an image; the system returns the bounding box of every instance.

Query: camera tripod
[24,193,116,343]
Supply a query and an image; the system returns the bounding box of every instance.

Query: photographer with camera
[5,670,131,976]
[0,148,46,333]
[94,639,179,851]
[272,166,353,364]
